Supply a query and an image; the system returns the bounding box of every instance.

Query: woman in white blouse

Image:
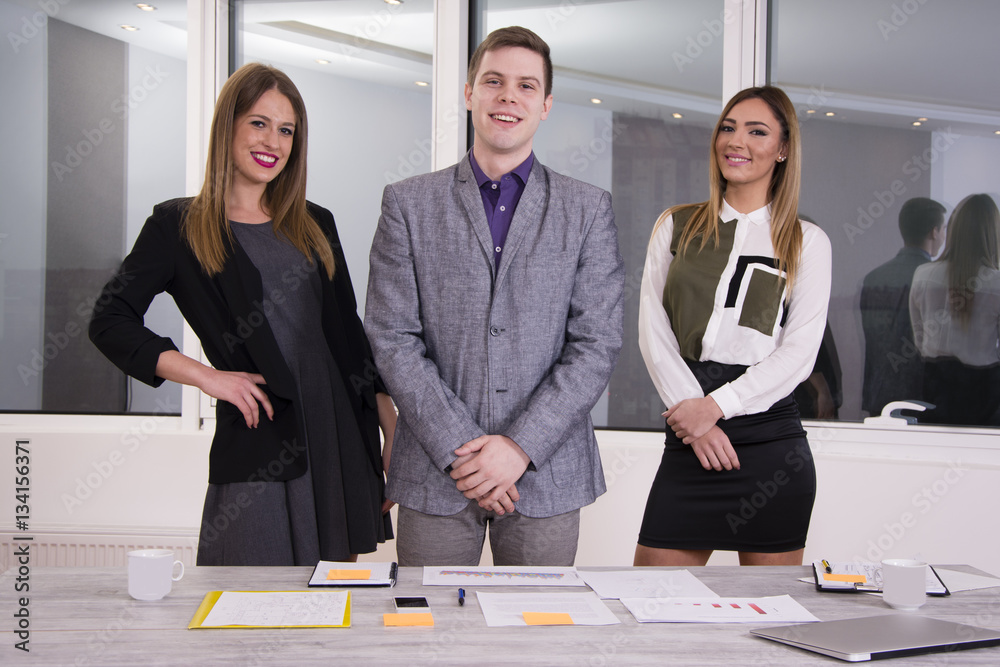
[909,193,1000,426]
[634,86,832,567]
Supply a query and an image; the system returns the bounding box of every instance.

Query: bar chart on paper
[422,566,586,587]
[620,595,819,623]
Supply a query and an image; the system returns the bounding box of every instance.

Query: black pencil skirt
[637,362,817,553]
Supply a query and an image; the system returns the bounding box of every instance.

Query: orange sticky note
[523,612,574,626]
[383,613,434,627]
[824,573,866,583]
[327,569,370,580]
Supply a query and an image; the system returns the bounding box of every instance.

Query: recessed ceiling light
[912,121,922,127]
[120,24,139,31]
[135,3,156,10]
[995,130,1000,135]
[315,59,330,65]
[415,81,429,87]
[672,112,683,119]
[825,111,835,117]
[590,98,602,104]
[384,0,403,5]
[917,117,928,122]
[805,109,816,114]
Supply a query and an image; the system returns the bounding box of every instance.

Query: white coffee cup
[881,558,927,611]
[128,549,184,601]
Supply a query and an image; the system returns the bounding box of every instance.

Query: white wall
[3,421,998,577]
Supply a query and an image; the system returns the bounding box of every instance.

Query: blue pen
[458,588,465,606]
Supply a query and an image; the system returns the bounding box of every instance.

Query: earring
[777,156,786,162]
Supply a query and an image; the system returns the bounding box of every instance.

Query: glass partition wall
[769,0,1000,427]
[0,0,187,414]
[480,0,727,428]
[4,0,998,436]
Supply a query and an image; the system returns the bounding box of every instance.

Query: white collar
[721,199,771,226]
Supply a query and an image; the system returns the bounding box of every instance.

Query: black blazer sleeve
[89,200,186,387]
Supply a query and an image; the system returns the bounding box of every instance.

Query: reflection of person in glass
[635,86,831,567]
[909,193,1000,426]
[89,64,395,565]
[860,197,946,416]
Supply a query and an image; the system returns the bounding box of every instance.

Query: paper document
[192,591,350,628]
[423,566,585,587]
[476,591,620,627]
[621,594,818,624]
[934,568,1000,593]
[579,569,718,599]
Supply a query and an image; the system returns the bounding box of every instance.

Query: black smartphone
[393,596,430,612]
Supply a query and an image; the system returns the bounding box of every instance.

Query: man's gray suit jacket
[365,154,625,518]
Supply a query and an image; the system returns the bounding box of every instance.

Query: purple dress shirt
[469,151,534,267]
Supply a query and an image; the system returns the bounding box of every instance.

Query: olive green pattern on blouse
[663,208,737,361]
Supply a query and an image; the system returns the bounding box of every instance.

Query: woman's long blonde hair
[182,63,334,278]
[654,86,803,291]
[941,193,1000,327]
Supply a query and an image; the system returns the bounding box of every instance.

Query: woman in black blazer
[90,63,395,566]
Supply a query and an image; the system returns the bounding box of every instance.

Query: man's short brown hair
[467,26,552,97]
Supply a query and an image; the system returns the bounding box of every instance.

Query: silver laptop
[751,614,1000,662]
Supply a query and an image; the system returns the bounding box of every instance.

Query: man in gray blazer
[365,26,624,566]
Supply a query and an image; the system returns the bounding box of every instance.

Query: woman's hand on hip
[200,369,274,428]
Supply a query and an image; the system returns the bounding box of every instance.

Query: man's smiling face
[465,46,553,168]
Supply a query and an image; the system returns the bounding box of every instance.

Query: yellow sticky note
[523,612,574,626]
[824,573,866,583]
[327,569,370,580]
[383,613,434,627]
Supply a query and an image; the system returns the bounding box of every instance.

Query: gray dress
[196,221,381,565]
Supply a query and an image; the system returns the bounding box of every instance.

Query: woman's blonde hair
[941,193,1000,327]
[655,85,803,291]
[182,63,334,278]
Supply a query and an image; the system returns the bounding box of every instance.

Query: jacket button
[490,326,500,336]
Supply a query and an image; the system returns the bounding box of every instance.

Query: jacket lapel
[456,156,497,277]
[495,159,547,287]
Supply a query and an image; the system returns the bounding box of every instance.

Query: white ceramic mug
[881,558,927,611]
[128,549,184,601]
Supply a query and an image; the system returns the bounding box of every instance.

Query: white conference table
[3,564,1000,666]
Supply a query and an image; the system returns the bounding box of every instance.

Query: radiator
[1,529,198,571]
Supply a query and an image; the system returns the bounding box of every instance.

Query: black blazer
[89,198,385,485]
